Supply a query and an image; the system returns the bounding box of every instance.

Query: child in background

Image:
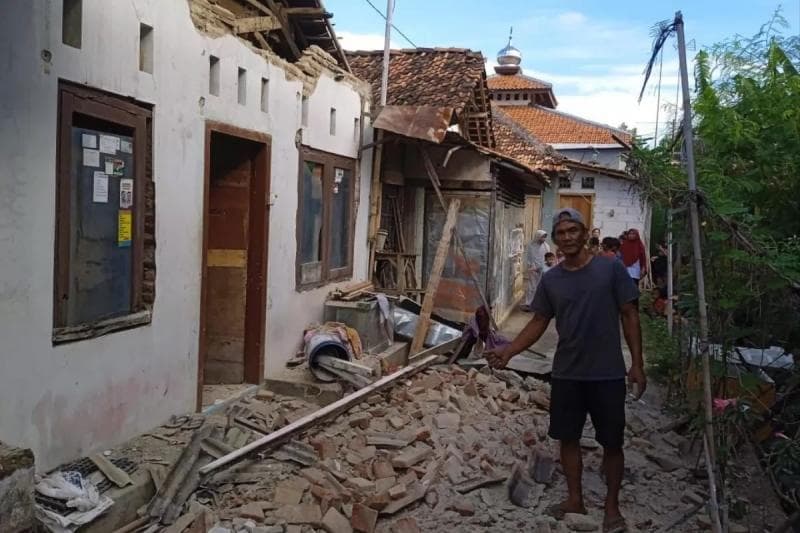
[543,252,556,272]
[555,249,565,264]
[588,236,601,255]
[601,237,620,259]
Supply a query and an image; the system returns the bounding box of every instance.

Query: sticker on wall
[120,140,133,154]
[118,210,132,247]
[83,148,100,167]
[105,158,125,176]
[99,134,120,154]
[120,179,134,209]
[334,168,344,183]
[82,134,97,149]
[92,172,109,203]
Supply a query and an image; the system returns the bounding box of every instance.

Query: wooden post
[410,199,460,355]
[666,204,674,336]
[676,11,723,533]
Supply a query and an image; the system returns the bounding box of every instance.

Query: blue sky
[326,0,800,141]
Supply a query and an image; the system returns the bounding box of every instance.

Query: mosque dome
[494,28,521,75]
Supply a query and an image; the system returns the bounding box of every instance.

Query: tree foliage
[630,13,800,353]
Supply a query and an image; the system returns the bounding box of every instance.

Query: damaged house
[0,0,374,470]
[487,37,649,241]
[347,48,563,327]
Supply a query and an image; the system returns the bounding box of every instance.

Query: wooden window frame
[53,82,152,343]
[295,146,356,290]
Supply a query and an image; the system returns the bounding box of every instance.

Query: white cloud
[336,31,399,51]
[555,11,588,28]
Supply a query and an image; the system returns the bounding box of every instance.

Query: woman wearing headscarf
[619,228,648,284]
[523,229,550,310]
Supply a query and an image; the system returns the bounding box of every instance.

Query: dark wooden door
[203,130,269,385]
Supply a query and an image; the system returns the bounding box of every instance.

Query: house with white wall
[487,37,649,242]
[0,0,372,470]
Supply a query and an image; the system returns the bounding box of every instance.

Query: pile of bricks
[199,364,556,532]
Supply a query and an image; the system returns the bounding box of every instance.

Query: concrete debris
[86,361,726,532]
[564,512,600,531]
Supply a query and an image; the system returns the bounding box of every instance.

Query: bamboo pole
[666,204,674,336]
[675,11,723,533]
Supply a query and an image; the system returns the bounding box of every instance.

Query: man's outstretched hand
[486,346,514,369]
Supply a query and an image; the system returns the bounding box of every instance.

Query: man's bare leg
[558,440,587,514]
[602,447,625,525]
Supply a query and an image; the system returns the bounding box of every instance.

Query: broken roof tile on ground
[76,358,749,532]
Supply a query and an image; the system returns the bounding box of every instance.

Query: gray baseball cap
[552,207,586,234]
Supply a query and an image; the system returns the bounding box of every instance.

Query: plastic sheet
[35,471,113,533]
[392,306,461,348]
[424,194,490,323]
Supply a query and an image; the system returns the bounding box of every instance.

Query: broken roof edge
[563,158,636,181]
[491,106,570,174]
[373,105,455,144]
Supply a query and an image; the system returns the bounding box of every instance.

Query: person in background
[601,237,620,259]
[556,249,565,264]
[619,229,648,285]
[651,242,668,288]
[588,237,601,256]
[544,252,557,272]
[523,230,550,311]
[592,228,602,240]
[487,208,644,533]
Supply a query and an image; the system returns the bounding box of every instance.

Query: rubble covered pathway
[73,354,770,533]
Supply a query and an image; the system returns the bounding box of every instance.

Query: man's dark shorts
[548,378,626,449]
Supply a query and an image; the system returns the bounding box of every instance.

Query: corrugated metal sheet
[373,105,454,144]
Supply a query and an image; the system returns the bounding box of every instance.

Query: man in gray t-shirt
[487,208,645,532]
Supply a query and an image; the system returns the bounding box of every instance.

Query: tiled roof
[346,48,494,147]
[492,107,568,174]
[346,48,485,111]
[499,104,633,145]
[487,74,551,90]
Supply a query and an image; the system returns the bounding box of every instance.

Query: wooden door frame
[558,192,595,228]
[197,121,271,410]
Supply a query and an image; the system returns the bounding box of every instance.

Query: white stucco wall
[0,0,371,470]
[542,147,648,243]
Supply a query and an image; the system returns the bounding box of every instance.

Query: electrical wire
[362,0,418,48]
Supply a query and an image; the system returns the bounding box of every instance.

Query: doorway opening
[200,123,270,392]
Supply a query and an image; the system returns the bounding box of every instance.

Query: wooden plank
[234,15,280,34]
[409,199,460,355]
[90,454,133,488]
[263,0,301,59]
[316,361,373,388]
[207,249,246,267]
[252,31,270,49]
[315,355,375,377]
[283,7,327,16]
[199,354,440,475]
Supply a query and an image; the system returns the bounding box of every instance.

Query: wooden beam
[283,7,328,17]
[409,199,460,355]
[263,0,302,59]
[252,31,270,49]
[198,353,441,475]
[235,15,280,34]
[240,0,271,16]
